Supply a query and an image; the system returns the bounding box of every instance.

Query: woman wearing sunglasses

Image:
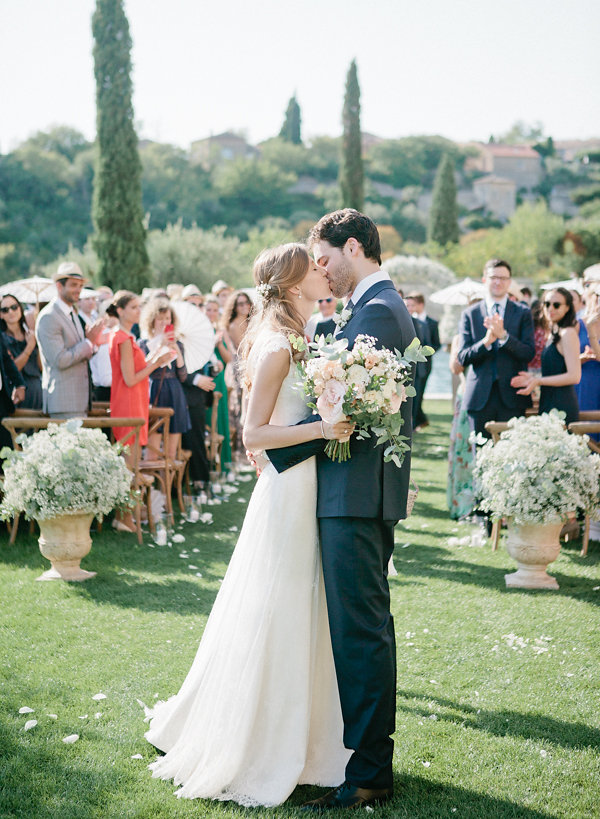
[511,287,580,424]
[0,294,43,410]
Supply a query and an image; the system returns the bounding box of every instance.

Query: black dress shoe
[301,781,393,811]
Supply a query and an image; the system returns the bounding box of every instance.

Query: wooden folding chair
[2,416,148,545]
[208,390,224,475]
[567,421,600,557]
[173,440,192,515]
[139,407,176,526]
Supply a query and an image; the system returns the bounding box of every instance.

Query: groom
[268,209,416,810]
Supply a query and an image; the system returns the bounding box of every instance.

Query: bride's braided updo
[239,243,309,368]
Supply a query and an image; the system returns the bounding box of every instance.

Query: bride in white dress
[145,244,353,807]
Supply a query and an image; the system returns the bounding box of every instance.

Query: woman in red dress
[107,291,173,532]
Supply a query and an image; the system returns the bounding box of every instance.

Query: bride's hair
[239,243,309,375]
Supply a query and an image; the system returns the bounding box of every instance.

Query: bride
[144,243,353,807]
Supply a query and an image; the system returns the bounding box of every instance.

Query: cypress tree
[339,59,364,211]
[92,0,149,291]
[428,153,459,244]
[279,95,302,144]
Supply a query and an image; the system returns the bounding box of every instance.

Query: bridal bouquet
[290,333,432,464]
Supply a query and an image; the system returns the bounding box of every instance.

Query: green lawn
[1,400,599,818]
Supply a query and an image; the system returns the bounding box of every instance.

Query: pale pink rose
[364,354,379,369]
[388,392,402,413]
[316,379,346,423]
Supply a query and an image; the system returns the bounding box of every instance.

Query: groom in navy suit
[268,210,415,810]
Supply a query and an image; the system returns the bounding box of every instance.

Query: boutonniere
[333,307,353,331]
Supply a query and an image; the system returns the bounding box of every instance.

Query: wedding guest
[181,284,204,308]
[36,262,105,418]
[405,292,440,430]
[527,299,549,373]
[139,298,191,461]
[0,332,26,454]
[570,286,585,320]
[512,287,581,425]
[221,290,253,464]
[458,258,535,437]
[90,307,118,402]
[446,332,475,520]
[212,280,233,311]
[305,296,337,341]
[203,296,232,472]
[0,294,43,410]
[77,290,98,325]
[577,283,600,438]
[108,291,172,532]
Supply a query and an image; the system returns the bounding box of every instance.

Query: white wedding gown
[145,329,350,806]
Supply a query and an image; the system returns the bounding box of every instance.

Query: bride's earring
[298,292,302,299]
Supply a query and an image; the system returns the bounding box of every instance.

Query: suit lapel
[345,280,396,331]
[55,301,81,344]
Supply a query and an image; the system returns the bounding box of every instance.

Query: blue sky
[1,0,599,151]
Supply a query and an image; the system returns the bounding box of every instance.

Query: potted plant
[473,411,600,589]
[1,420,135,582]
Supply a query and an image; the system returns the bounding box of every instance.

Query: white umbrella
[540,278,583,292]
[172,300,215,373]
[0,276,57,306]
[429,278,486,306]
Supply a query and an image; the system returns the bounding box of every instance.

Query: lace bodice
[246,329,310,427]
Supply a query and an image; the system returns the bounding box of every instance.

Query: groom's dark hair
[308,209,382,266]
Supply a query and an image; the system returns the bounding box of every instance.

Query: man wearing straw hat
[36,262,105,418]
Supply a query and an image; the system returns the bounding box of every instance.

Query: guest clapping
[512,288,580,424]
[139,298,191,461]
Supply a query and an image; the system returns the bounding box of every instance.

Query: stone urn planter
[37,511,96,582]
[504,520,563,590]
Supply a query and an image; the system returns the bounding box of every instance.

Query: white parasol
[172,300,216,373]
[429,278,486,306]
[0,276,57,306]
[540,279,583,292]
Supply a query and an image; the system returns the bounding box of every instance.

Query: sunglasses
[544,301,566,309]
[318,298,333,304]
[0,303,20,314]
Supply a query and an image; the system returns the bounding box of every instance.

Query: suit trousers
[467,381,526,438]
[319,516,396,790]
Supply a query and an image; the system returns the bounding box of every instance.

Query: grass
[1,399,599,818]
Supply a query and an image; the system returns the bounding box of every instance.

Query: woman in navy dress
[511,288,580,425]
[577,283,600,437]
[0,294,43,410]
[139,298,191,461]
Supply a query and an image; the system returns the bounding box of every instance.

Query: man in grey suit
[36,262,105,418]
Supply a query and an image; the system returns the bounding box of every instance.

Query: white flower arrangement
[255,282,272,304]
[290,332,432,464]
[473,411,600,525]
[0,420,135,521]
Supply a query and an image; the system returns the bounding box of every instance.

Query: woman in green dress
[204,297,232,472]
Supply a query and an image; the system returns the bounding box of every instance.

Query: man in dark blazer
[405,293,440,429]
[268,210,415,810]
[458,258,535,437]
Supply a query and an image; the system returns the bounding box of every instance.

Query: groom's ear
[345,238,360,257]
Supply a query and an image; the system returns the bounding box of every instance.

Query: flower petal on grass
[92,693,107,701]
[19,706,34,714]
[131,754,143,760]
[47,714,58,719]
[62,734,79,744]
[172,534,185,543]
[24,720,37,731]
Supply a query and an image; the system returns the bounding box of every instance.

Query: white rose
[346,364,370,387]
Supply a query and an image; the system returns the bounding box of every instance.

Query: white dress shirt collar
[484,294,508,316]
[349,270,391,307]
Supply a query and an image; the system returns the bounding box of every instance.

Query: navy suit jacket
[458,299,535,412]
[267,280,416,522]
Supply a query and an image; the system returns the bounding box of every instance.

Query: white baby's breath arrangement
[473,411,600,525]
[0,420,135,521]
